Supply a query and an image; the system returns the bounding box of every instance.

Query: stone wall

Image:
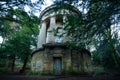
[31,51,44,72]
[31,46,72,74]
[31,47,91,74]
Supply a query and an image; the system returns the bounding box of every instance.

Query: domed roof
[40,3,80,20]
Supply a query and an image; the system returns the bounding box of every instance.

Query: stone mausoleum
[31,3,91,75]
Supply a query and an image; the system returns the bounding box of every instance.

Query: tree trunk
[11,55,15,72]
[20,56,28,73]
[80,52,84,72]
[70,49,73,72]
[112,45,119,67]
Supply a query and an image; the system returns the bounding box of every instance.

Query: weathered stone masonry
[31,3,91,75]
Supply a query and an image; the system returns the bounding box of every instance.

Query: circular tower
[31,3,91,75]
[37,3,80,48]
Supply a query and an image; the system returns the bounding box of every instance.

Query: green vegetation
[0,68,11,74]
[0,1,39,73]
[56,0,120,70]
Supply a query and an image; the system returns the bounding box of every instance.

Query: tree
[86,0,120,68]
[13,26,37,73]
[53,0,120,69]
[2,25,38,72]
[0,0,43,35]
[0,8,39,72]
[0,0,43,16]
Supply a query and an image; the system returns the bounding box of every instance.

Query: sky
[0,36,3,43]
[25,0,53,17]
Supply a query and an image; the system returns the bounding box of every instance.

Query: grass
[91,65,114,76]
[0,67,11,74]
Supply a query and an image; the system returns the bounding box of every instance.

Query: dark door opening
[53,57,62,75]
